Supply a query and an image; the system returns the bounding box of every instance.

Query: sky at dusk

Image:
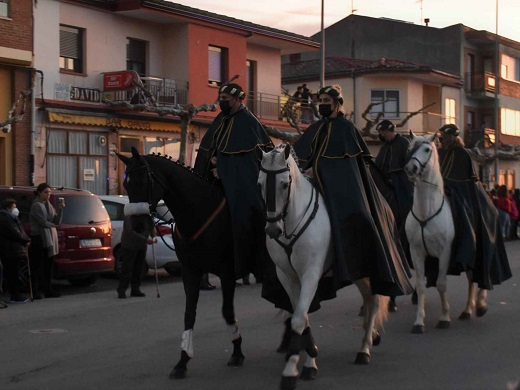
[171,0,520,42]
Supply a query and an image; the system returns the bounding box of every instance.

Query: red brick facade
[0,0,33,186]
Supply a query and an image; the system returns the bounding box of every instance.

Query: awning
[47,111,181,132]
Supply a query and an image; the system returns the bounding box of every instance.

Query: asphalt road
[1,241,519,390]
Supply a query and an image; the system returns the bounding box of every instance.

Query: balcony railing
[465,72,496,95]
[104,76,188,106]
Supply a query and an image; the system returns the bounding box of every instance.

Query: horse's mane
[145,153,213,184]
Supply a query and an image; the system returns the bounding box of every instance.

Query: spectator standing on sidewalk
[117,202,157,299]
[29,183,64,299]
[0,198,31,303]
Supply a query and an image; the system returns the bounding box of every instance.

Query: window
[60,25,84,73]
[370,90,399,119]
[144,137,180,159]
[501,54,520,82]
[444,98,456,125]
[208,45,227,86]
[0,0,9,18]
[127,38,147,76]
[47,130,108,194]
[501,108,520,136]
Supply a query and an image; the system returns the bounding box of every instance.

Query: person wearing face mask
[294,85,413,299]
[372,119,414,311]
[29,183,65,299]
[194,83,274,285]
[437,124,511,289]
[0,199,31,303]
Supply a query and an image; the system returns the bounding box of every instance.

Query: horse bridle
[260,165,292,223]
[407,141,434,178]
[126,157,226,243]
[260,164,321,265]
[408,141,445,257]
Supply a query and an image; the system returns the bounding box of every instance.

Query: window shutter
[208,47,222,82]
[60,28,79,59]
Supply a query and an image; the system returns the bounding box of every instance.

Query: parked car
[98,195,180,279]
[0,186,114,286]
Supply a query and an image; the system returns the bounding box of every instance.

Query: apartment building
[290,14,520,186]
[31,0,318,194]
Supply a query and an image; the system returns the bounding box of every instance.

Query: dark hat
[318,85,344,105]
[376,119,395,132]
[219,83,245,99]
[439,124,459,136]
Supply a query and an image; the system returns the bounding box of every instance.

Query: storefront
[35,109,181,195]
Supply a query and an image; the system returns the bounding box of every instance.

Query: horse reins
[130,157,227,244]
[408,140,445,257]
[261,165,320,266]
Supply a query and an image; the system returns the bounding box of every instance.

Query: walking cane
[152,240,160,298]
[25,255,34,301]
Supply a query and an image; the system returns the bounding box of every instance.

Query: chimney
[424,18,430,27]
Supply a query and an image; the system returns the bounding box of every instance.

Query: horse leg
[476,288,488,317]
[412,255,427,334]
[220,270,244,367]
[275,270,305,390]
[277,313,292,354]
[435,255,450,329]
[354,278,380,365]
[459,271,476,320]
[169,267,202,379]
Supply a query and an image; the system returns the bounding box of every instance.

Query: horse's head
[116,147,165,212]
[404,130,438,182]
[258,144,292,239]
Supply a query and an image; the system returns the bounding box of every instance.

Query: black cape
[371,134,414,265]
[294,114,413,297]
[438,147,512,289]
[194,105,273,279]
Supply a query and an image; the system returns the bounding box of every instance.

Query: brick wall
[0,0,33,52]
[12,67,33,186]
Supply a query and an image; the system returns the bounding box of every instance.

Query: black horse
[117,147,244,379]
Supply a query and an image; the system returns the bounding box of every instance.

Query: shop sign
[103,70,139,91]
[70,87,101,103]
[83,168,95,182]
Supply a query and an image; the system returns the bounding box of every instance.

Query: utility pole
[494,0,500,184]
[320,0,325,87]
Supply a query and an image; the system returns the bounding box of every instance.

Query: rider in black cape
[294,85,413,298]
[194,83,274,282]
[437,124,512,288]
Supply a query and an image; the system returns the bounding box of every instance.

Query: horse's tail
[376,295,389,330]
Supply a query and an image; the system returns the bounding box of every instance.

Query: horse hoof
[300,366,318,380]
[388,301,397,312]
[436,320,450,329]
[476,306,488,317]
[372,331,381,346]
[354,352,370,365]
[458,312,471,320]
[280,375,298,390]
[169,367,187,379]
[227,354,245,367]
[411,325,424,334]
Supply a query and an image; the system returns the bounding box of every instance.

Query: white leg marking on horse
[181,329,194,358]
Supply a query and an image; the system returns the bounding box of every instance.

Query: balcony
[465,72,497,98]
[103,74,188,106]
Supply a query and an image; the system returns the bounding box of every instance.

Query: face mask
[318,104,333,118]
[378,134,386,142]
[11,207,20,217]
[219,100,232,114]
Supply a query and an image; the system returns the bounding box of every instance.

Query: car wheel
[163,262,181,277]
[68,275,98,287]
[115,247,148,281]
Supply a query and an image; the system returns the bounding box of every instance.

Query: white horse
[258,144,387,390]
[404,131,487,334]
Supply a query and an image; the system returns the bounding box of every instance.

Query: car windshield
[60,196,110,224]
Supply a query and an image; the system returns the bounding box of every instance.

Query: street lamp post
[320,0,325,87]
[494,0,500,184]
